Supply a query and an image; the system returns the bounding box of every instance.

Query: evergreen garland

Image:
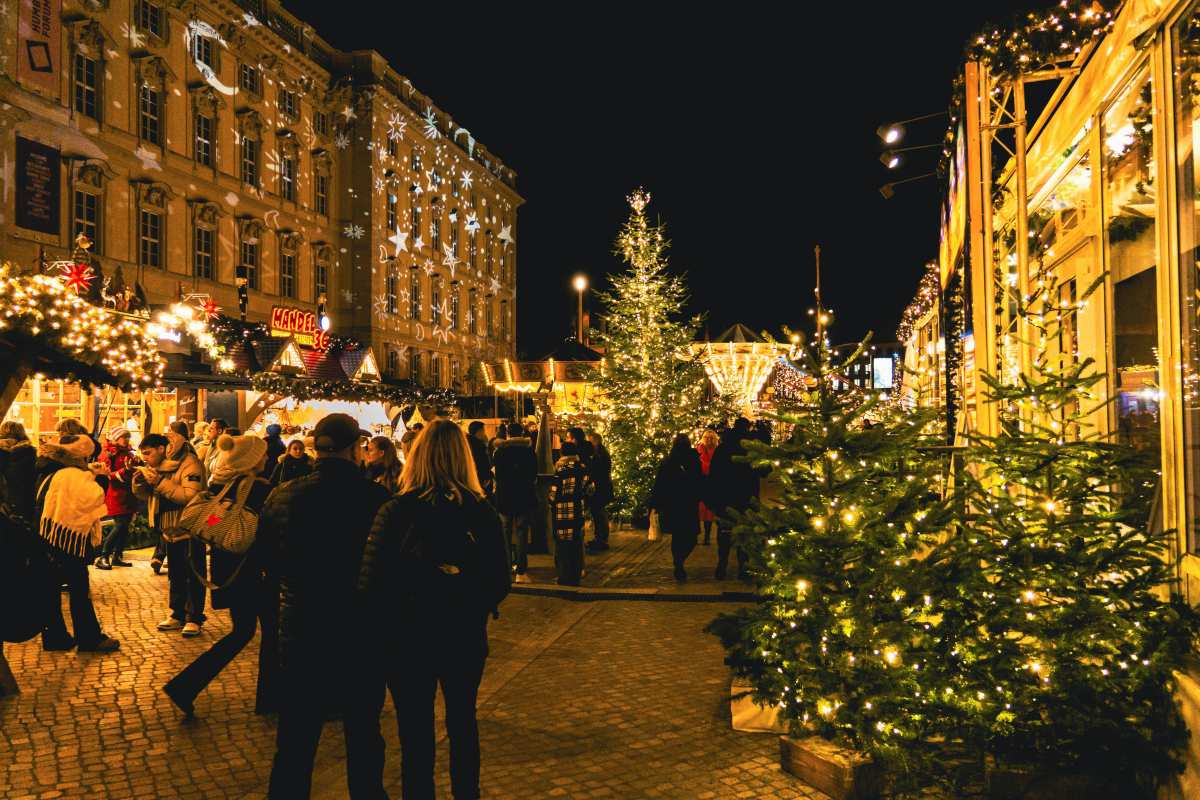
[249,371,454,408]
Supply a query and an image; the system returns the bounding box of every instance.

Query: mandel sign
[270,305,330,349]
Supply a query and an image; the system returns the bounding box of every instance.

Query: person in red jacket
[94,427,138,570]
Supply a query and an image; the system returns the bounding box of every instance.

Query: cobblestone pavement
[1,535,822,800]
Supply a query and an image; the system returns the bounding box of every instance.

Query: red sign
[270,306,329,349]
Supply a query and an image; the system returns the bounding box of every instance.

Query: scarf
[38,467,105,558]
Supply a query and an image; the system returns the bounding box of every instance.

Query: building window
[280,154,296,201]
[73,54,98,120]
[239,64,259,95]
[387,194,397,233]
[430,354,441,388]
[410,271,421,320]
[451,179,460,199]
[431,279,442,326]
[431,209,441,252]
[313,110,328,136]
[486,298,493,338]
[451,212,460,257]
[501,299,509,341]
[241,137,259,187]
[241,240,259,290]
[315,173,329,216]
[139,84,160,145]
[194,226,214,280]
[191,34,214,70]
[450,358,460,388]
[431,169,442,192]
[410,198,421,243]
[450,287,459,330]
[194,113,213,167]
[73,191,99,254]
[409,351,421,383]
[136,1,163,40]
[386,272,397,315]
[387,136,397,158]
[387,347,399,376]
[139,209,162,268]
[315,259,328,299]
[410,150,421,173]
[279,250,296,298]
[468,288,477,335]
[279,89,298,121]
[469,231,478,269]
[485,230,494,275]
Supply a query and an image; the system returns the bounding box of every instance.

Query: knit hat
[266,423,282,438]
[212,433,267,477]
[108,426,131,443]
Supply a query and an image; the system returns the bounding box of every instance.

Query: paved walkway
[0,531,823,800]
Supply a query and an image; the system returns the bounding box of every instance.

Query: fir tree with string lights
[919,266,1199,794]
[706,321,954,786]
[593,189,708,515]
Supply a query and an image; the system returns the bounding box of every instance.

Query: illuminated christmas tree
[707,329,953,785]
[594,189,707,515]
[925,267,1199,793]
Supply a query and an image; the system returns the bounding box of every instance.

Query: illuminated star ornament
[200,297,221,320]
[61,262,95,295]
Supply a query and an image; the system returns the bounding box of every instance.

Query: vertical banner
[17,0,60,99]
[15,136,59,234]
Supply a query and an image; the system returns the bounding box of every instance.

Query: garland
[208,315,364,353]
[896,262,940,343]
[249,370,455,407]
[0,263,163,389]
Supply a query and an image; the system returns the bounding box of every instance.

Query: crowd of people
[0,408,764,797]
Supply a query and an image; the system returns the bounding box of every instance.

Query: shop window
[1104,63,1161,487]
[139,84,161,146]
[194,226,214,280]
[194,113,213,167]
[410,271,421,320]
[73,54,98,119]
[73,190,100,254]
[1029,149,1093,273]
[139,209,161,268]
[8,379,85,440]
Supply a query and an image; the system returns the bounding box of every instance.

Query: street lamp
[879,171,937,199]
[573,274,588,344]
[875,111,947,145]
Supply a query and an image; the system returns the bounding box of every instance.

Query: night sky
[285,2,1048,358]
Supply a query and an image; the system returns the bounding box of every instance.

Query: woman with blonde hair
[358,419,511,800]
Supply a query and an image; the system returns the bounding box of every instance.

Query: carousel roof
[540,338,602,362]
[711,323,763,344]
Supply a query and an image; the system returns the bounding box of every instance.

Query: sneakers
[157,617,184,631]
[150,558,163,574]
[93,556,112,570]
[110,558,133,568]
[514,573,532,584]
[77,635,120,653]
[181,622,202,638]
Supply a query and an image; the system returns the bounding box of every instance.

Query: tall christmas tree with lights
[923,266,1199,793]
[595,189,707,515]
[707,293,953,784]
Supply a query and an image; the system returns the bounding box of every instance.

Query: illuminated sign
[872,357,895,390]
[270,305,329,349]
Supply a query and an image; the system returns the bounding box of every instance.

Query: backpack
[176,476,259,555]
[0,500,54,643]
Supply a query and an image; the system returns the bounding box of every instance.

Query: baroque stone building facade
[0,0,520,390]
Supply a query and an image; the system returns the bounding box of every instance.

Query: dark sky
[285,2,1047,358]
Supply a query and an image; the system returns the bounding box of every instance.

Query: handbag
[176,477,258,555]
[648,510,660,541]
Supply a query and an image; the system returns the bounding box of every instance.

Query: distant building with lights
[831,342,905,393]
[0,0,519,436]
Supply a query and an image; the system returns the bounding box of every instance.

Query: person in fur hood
[0,420,37,523]
[37,433,120,653]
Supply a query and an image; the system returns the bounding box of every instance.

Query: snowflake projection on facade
[341,289,356,304]
[423,107,440,139]
[453,128,476,158]
[461,170,474,190]
[343,223,365,240]
[432,324,450,345]
[388,227,409,254]
[497,224,514,248]
[412,236,424,251]
[388,113,407,142]
[340,104,356,123]
[374,176,384,192]
[243,11,260,26]
[120,22,146,48]
[489,277,501,295]
[422,260,436,276]
[334,131,351,150]
[465,213,480,236]
[373,294,389,317]
[134,145,162,171]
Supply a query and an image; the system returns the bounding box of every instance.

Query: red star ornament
[62,262,94,294]
[200,298,221,320]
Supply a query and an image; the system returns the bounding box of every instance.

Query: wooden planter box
[986,767,1132,800]
[779,735,882,800]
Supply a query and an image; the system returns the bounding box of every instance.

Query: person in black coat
[585,432,613,552]
[492,422,537,583]
[0,421,37,524]
[163,434,278,717]
[261,414,393,800]
[466,420,493,495]
[649,433,704,582]
[707,417,760,580]
[270,440,313,486]
[359,419,511,800]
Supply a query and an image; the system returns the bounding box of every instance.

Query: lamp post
[573,274,588,344]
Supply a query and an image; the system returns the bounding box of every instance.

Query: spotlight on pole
[879,183,896,199]
[880,151,901,169]
[877,124,904,144]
